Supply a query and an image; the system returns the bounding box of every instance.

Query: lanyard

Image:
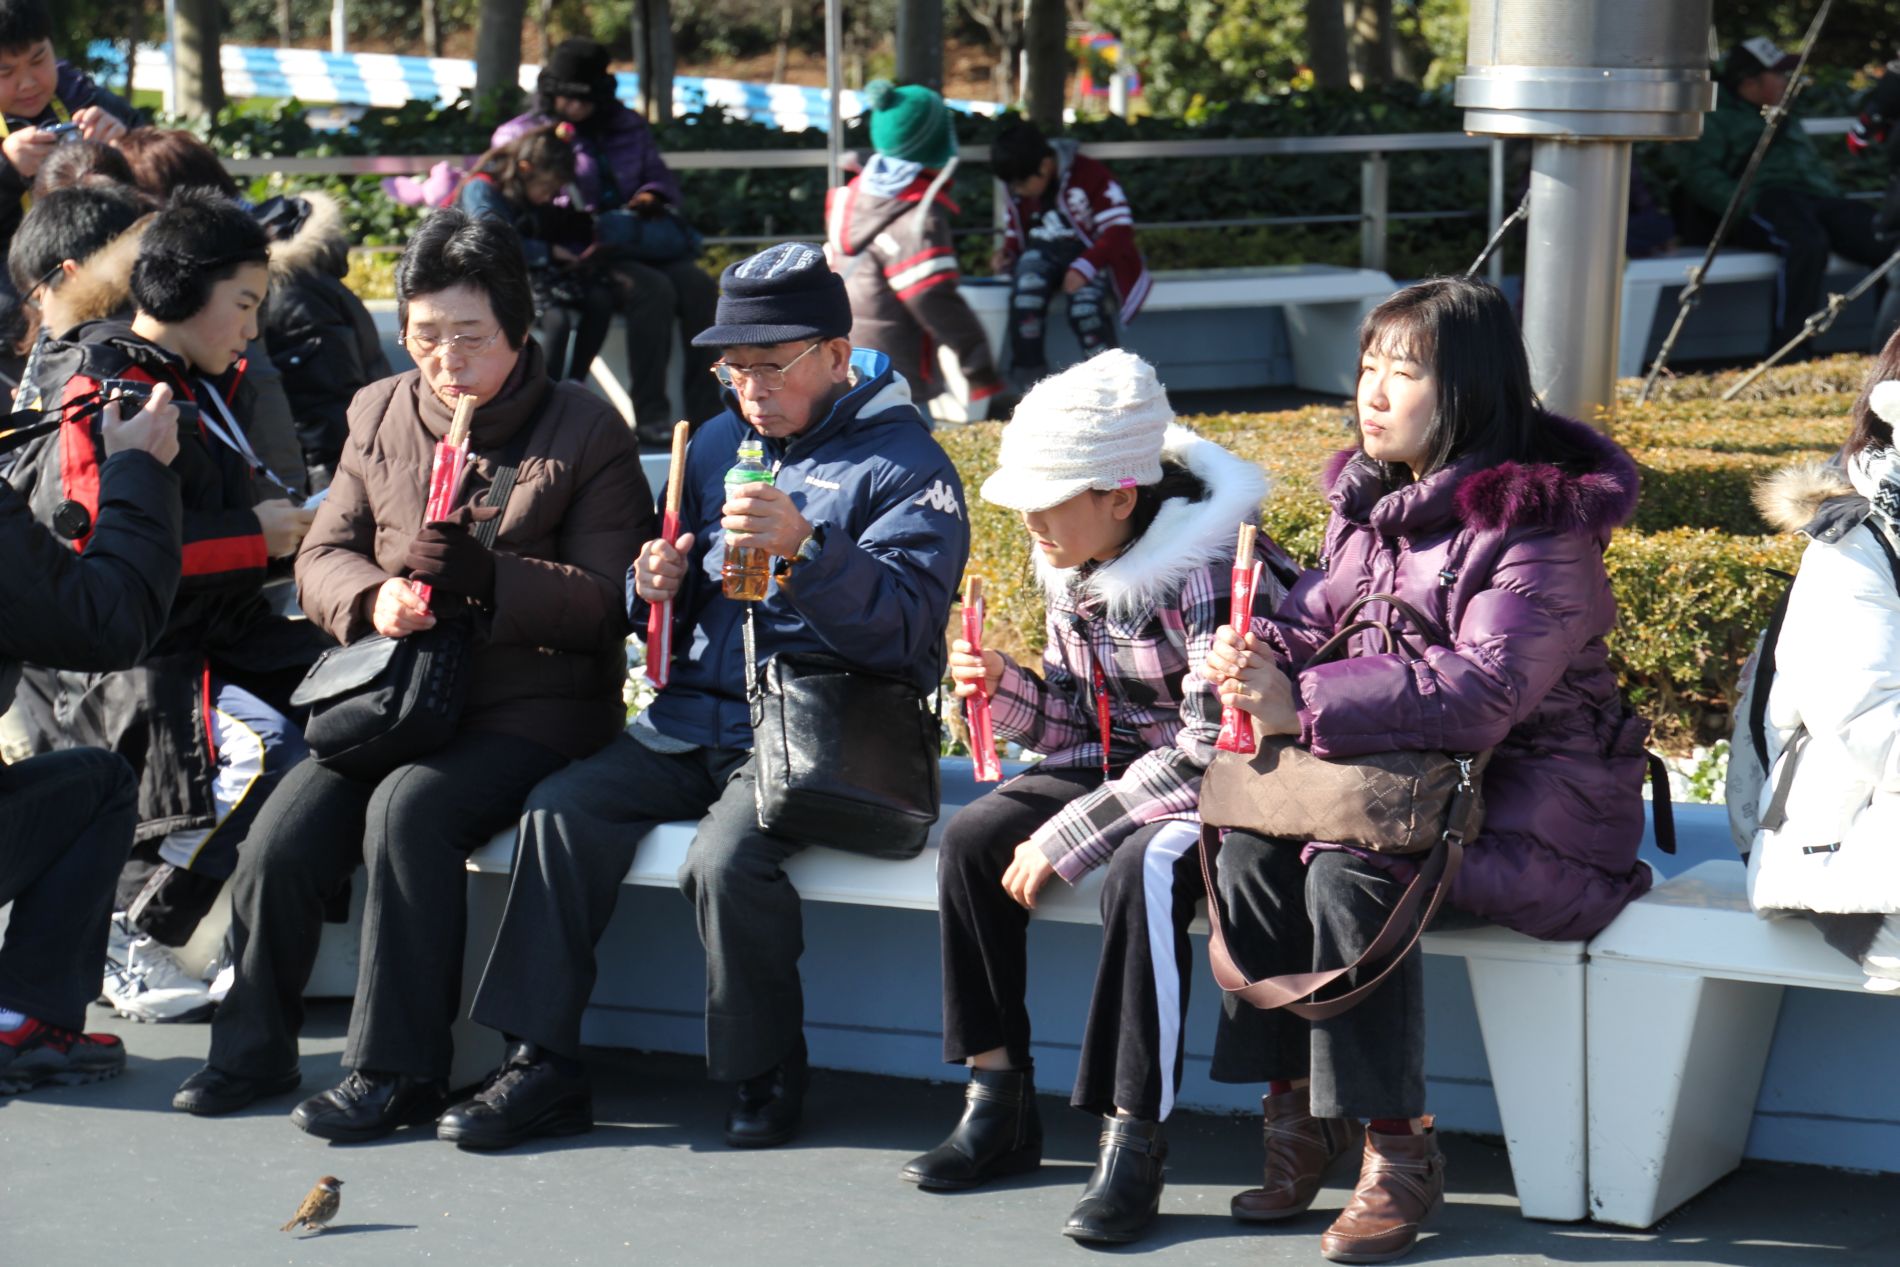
[1090,656,1113,781]
[2,99,71,215]
[196,371,290,491]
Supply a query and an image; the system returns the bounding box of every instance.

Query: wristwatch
[773,525,824,579]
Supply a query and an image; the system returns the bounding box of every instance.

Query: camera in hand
[42,121,81,143]
[99,378,200,426]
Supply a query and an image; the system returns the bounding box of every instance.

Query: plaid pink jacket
[989,554,1286,882]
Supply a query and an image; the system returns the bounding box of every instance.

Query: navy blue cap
[692,242,853,348]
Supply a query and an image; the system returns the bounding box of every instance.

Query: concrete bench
[1583,858,1890,1227]
[447,757,1595,1222]
[929,265,1396,418]
[1617,249,1868,378]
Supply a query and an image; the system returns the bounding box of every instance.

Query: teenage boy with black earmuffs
[5,188,329,1025]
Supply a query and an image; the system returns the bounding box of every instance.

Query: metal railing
[224,118,1860,279]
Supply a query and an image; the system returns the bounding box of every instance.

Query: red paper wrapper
[644,506,681,688]
[413,437,469,612]
[962,586,1000,782]
[1216,559,1263,754]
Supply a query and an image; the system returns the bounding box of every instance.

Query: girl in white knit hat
[901,349,1293,1244]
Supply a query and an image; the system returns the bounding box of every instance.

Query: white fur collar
[1034,424,1269,619]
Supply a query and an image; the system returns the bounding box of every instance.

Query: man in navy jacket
[449,242,969,1151]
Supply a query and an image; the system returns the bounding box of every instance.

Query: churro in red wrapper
[644,420,692,687]
[1216,523,1262,754]
[961,576,1001,782]
[414,393,477,612]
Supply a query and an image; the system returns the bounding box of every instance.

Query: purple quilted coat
[492,102,682,212]
[1265,415,1654,941]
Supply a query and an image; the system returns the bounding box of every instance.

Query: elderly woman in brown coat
[172,209,654,1140]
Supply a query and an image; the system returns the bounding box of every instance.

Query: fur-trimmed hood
[265,190,350,280]
[1036,424,1269,618]
[1754,458,1856,535]
[46,216,149,334]
[1324,413,1640,542]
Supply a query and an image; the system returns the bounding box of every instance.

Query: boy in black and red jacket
[5,190,326,1023]
[990,119,1151,384]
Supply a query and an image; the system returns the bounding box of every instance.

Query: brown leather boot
[1318,1117,1445,1264]
[1230,1087,1358,1222]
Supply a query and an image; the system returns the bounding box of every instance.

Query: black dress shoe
[172,1064,301,1116]
[437,1042,593,1151]
[724,1051,810,1149]
[290,1070,450,1143]
[1063,1117,1168,1244]
[901,1067,1043,1190]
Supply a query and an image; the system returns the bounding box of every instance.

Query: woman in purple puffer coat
[1201,276,1653,1265]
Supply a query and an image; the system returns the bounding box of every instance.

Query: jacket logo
[914,479,963,519]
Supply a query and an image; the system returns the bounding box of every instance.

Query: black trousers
[1735,188,1889,348]
[1207,832,1426,1121]
[471,734,809,1083]
[619,257,723,435]
[0,749,137,1030]
[936,767,1203,1121]
[206,731,566,1081]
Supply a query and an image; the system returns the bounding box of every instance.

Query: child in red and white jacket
[990,120,1151,384]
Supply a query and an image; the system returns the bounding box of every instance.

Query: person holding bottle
[443,242,969,1153]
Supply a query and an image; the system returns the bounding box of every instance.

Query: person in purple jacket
[492,38,721,441]
[1202,276,1653,1265]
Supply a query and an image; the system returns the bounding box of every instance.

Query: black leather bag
[743,606,940,859]
[290,425,533,781]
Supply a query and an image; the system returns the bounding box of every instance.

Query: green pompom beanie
[864,79,958,169]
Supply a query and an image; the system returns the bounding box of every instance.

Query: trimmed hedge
[942,356,1866,752]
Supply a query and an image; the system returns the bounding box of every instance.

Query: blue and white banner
[90,41,1000,131]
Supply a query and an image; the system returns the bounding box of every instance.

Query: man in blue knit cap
[446,242,970,1153]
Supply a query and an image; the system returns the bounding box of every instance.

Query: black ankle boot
[900,1067,1043,1190]
[1062,1117,1168,1243]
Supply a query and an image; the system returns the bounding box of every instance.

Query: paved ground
[3,1001,1897,1266]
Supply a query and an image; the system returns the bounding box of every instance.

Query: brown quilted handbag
[1198,592,1490,1020]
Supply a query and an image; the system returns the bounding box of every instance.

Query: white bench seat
[1617,249,1862,379]
[1583,858,1890,1228]
[456,798,1590,1221]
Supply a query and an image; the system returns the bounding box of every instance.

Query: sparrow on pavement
[281,1176,344,1233]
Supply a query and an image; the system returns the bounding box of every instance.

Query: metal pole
[331,0,345,55]
[1521,140,1630,421]
[825,0,843,192]
[1360,152,1389,272]
[1487,139,1507,284]
[163,0,180,116]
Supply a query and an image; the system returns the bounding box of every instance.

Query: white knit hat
[979,350,1175,512]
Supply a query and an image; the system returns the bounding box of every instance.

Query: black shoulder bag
[291,423,535,781]
[743,604,941,859]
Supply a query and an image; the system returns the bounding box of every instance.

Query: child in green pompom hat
[825,80,1013,420]
[865,79,959,169]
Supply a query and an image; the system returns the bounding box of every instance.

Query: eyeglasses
[401,328,506,357]
[22,261,63,309]
[711,340,822,392]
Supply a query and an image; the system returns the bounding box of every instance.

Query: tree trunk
[1346,0,1395,88]
[772,1,793,83]
[173,0,224,118]
[538,0,553,63]
[895,0,944,90]
[275,0,292,48]
[474,0,528,114]
[422,0,441,58]
[630,0,675,122]
[1307,0,1351,89]
[1022,0,1066,129]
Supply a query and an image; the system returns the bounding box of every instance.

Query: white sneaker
[102,923,216,1023]
[204,958,235,1006]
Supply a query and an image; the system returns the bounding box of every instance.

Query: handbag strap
[1197,822,1464,1021]
[743,601,759,700]
[468,416,537,548]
